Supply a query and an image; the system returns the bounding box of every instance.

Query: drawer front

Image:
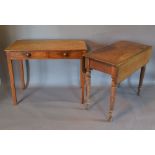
[48,51,84,59]
[89,59,113,75]
[7,51,85,59]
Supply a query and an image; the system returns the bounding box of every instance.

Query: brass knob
[25,52,31,57]
[63,52,68,56]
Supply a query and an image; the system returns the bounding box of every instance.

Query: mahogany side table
[84,41,152,121]
[5,40,87,105]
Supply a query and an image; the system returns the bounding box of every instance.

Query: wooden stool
[84,41,152,121]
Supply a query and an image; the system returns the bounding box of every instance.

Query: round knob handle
[63,52,68,56]
[25,52,31,57]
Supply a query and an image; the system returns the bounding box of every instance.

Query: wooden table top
[85,41,152,66]
[5,40,87,52]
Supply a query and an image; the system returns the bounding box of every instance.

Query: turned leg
[7,58,17,105]
[86,69,91,108]
[19,60,25,89]
[107,78,117,121]
[80,58,85,104]
[137,65,146,96]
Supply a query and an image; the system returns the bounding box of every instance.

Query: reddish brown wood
[7,58,17,105]
[137,65,146,96]
[84,41,152,121]
[7,50,85,60]
[5,40,87,105]
[85,41,151,66]
[107,77,117,122]
[5,40,87,52]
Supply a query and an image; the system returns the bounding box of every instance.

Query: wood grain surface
[85,40,152,66]
[5,40,87,52]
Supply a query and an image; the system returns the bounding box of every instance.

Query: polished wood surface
[5,40,87,105]
[5,40,87,52]
[84,41,152,121]
[85,41,151,66]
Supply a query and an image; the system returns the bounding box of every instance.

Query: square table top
[85,41,152,66]
[5,39,87,52]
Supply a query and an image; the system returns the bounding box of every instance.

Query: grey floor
[0,85,155,130]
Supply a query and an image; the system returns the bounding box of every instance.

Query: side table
[5,40,87,105]
[84,41,152,121]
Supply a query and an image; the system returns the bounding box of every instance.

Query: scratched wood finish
[5,40,87,105]
[84,41,152,121]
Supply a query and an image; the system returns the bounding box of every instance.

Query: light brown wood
[89,59,112,75]
[19,60,25,89]
[7,58,17,105]
[5,40,87,52]
[137,65,146,96]
[117,48,151,83]
[5,40,87,105]
[84,41,152,121]
[85,58,91,107]
[107,77,117,122]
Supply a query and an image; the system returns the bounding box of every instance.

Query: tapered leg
[80,58,85,104]
[7,58,17,105]
[19,60,25,89]
[137,65,146,96]
[107,78,117,121]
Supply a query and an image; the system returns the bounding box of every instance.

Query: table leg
[80,58,85,88]
[80,58,85,104]
[107,78,117,122]
[19,60,25,89]
[137,65,146,96]
[7,58,17,105]
[85,59,91,108]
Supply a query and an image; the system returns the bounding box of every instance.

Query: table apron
[6,51,86,60]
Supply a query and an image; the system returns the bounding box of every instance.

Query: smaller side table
[84,41,152,121]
